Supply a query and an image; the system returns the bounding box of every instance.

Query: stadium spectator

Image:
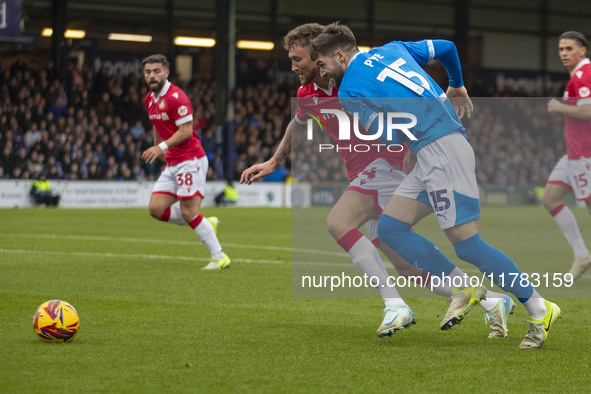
[30,173,60,206]
[215,179,239,206]
[96,91,115,119]
[27,150,44,176]
[200,126,217,157]
[263,161,289,182]
[24,122,42,148]
[12,146,28,174]
[130,120,145,140]
[210,153,225,180]
[46,162,63,180]
[93,66,110,97]
[0,145,12,175]
[49,87,68,119]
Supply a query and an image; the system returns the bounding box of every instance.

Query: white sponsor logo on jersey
[172,92,179,99]
[576,71,583,79]
[579,86,590,97]
[148,113,169,121]
[178,105,188,116]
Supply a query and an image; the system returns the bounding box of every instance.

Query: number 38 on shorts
[153,156,208,200]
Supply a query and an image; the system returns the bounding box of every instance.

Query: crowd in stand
[0,57,300,183]
[0,58,155,181]
[0,56,569,186]
[467,97,565,187]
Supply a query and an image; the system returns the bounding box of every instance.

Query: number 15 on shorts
[429,189,450,212]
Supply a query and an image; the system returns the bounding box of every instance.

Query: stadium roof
[21,0,591,48]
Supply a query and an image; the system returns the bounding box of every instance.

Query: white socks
[338,229,406,307]
[162,206,187,226]
[189,214,224,259]
[552,204,589,259]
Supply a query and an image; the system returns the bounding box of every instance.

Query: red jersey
[294,82,406,182]
[563,58,591,159]
[145,81,206,166]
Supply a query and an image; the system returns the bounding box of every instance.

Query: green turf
[1,206,589,393]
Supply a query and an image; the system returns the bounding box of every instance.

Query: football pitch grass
[1,206,589,392]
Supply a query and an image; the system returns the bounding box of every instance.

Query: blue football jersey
[338,40,465,154]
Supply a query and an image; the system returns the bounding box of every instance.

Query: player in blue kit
[311,22,561,348]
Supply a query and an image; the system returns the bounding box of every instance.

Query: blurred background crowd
[0,57,568,187]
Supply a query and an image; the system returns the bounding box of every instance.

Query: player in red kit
[241,25,512,338]
[142,54,230,270]
[544,31,591,280]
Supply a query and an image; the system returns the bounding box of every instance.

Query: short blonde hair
[283,23,325,51]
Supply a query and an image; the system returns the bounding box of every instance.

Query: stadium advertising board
[0,0,20,39]
[0,180,294,208]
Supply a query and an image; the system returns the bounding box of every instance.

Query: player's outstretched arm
[240,119,307,184]
[240,159,277,185]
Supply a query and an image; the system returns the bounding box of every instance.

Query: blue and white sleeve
[402,39,464,88]
[430,40,464,88]
[400,40,433,65]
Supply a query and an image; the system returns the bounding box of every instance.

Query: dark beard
[149,80,165,94]
[331,68,344,88]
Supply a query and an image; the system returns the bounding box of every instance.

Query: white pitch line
[1,233,348,257]
[3,248,587,280]
[0,248,285,264]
